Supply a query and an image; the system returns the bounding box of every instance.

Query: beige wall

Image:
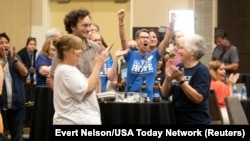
[31,0,50,52]
[0,0,31,50]
[133,0,193,27]
[49,0,196,56]
[49,0,131,56]
[0,0,48,51]
[0,0,216,64]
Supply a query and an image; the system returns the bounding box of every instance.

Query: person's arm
[227,73,240,96]
[49,54,60,90]
[160,76,172,98]
[161,60,204,104]
[107,57,118,82]
[86,46,110,94]
[13,58,28,77]
[179,80,204,104]
[224,62,239,72]
[158,13,176,56]
[171,66,204,104]
[11,46,28,77]
[87,64,103,94]
[96,78,102,93]
[0,48,7,68]
[48,74,53,89]
[107,48,129,81]
[39,66,51,76]
[118,9,129,51]
[160,60,174,98]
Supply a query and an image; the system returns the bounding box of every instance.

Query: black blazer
[17,47,37,79]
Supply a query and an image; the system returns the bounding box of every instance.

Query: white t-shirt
[53,64,101,125]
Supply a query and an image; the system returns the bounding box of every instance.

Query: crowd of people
[0,6,243,140]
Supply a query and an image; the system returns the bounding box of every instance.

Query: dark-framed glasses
[139,36,151,40]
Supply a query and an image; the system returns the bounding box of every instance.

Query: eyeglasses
[139,36,151,40]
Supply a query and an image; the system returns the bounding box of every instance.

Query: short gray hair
[45,27,63,39]
[179,34,206,60]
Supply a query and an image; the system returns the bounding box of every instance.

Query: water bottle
[241,85,247,100]
[233,85,239,99]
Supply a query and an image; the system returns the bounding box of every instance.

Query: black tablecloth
[238,73,250,97]
[29,86,54,141]
[241,99,250,124]
[99,100,175,125]
[28,87,175,141]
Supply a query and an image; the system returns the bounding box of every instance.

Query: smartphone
[107,43,113,52]
[102,43,113,55]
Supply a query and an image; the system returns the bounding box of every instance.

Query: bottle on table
[153,76,161,102]
[140,76,148,103]
[241,85,247,100]
[233,85,240,100]
[116,73,125,92]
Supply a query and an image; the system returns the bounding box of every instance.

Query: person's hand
[118,9,125,21]
[115,48,129,58]
[164,59,174,79]
[10,46,17,61]
[228,73,240,84]
[94,45,111,70]
[29,66,36,74]
[0,48,5,58]
[234,73,240,82]
[169,13,176,30]
[0,48,7,67]
[103,44,113,59]
[165,62,184,82]
[164,52,175,62]
[172,66,184,82]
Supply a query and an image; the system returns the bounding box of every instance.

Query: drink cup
[141,93,148,103]
[134,92,141,103]
[126,92,134,102]
[116,92,125,102]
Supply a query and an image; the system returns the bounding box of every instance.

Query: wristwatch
[179,80,185,85]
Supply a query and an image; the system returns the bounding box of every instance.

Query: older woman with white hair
[160,34,211,125]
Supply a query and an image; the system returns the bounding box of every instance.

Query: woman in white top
[53,34,110,125]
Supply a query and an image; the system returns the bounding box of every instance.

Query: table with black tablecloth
[28,87,175,141]
[29,86,54,141]
[99,100,175,125]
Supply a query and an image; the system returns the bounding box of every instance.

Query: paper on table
[97,91,116,101]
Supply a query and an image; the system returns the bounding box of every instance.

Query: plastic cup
[116,92,125,102]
